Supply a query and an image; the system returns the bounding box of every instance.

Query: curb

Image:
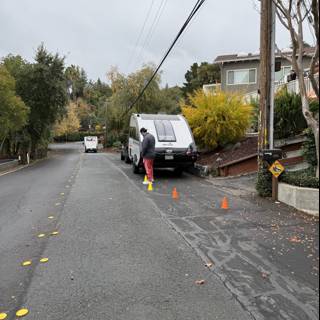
[187,163,210,178]
[0,160,19,173]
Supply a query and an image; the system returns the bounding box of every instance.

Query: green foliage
[256,166,273,197]
[0,65,29,149]
[280,168,319,189]
[182,62,221,98]
[250,98,260,132]
[309,99,319,115]
[105,65,181,144]
[274,88,307,139]
[65,65,88,100]
[181,90,253,150]
[17,45,68,151]
[2,54,27,79]
[84,78,112,107]
[303,128,317,167]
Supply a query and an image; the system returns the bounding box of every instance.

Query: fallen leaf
[289,236,302,243]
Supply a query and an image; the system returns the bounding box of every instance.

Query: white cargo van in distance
[84,136,98,153]
[122,114,198,174]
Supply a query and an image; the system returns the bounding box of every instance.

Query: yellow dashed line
[40,258,49,264]
[22,261,32,267]
[16,309,29,317]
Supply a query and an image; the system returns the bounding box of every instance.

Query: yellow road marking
[22,261,32,267]
[16,309,29,317]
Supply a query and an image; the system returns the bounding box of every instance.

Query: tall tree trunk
[0,136,7,153]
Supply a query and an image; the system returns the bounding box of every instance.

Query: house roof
[214,47,316,64]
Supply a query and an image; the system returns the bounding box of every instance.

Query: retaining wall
[278,183,319,217]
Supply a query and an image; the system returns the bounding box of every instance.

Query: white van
[84,136,98,153]
[123,114,198,174]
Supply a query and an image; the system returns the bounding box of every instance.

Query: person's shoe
[143,180,150,185]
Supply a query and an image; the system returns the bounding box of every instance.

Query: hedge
[280,169,319,189]
[256,166,273,197]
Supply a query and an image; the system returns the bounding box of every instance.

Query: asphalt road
[0,143,250,320]
[109,151,319,320]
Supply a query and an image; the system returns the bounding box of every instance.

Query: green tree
[2,54,27,80]
[181,90,253,150]
[105,65,181,144]
[158,85,183,114]
[84,78,112,107]
[0,65,29,152]
[65,65,88,100]
[182,62,221,98]
[16,45,68,157]
[274,88,308,139]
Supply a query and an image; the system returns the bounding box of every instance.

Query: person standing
[140,128,156,185]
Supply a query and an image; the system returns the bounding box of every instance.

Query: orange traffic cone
[172,187,179,200]
[221,197,229,210]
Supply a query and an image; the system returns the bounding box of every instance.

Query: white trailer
[124,114,198,174]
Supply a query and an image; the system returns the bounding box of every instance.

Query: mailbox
[261,149,283,164]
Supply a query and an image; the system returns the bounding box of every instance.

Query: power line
[134,0,168,69]
[127,0,156,72]
[124,0,206,116]
[138,0,169,65]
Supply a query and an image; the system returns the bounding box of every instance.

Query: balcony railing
[244,74,319,101]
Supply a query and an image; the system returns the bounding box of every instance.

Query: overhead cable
[125,0,206,115]
[127,0,156,72]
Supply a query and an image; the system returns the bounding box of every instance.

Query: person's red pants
[143,159,154,182]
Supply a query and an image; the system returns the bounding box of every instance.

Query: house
[211,47,315,97]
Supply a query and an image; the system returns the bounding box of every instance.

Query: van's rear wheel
[174,168,184,176]
[132,162,140,174]
[125,154,131,164]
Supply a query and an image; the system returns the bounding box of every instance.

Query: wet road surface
[1,144,250,320]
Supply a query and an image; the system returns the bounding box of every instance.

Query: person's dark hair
[140,128,147,134]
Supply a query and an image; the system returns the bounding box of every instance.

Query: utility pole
[259,0,273,156]
[269,1,276,150]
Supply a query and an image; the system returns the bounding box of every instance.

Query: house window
[275,66,292,83]
[227,69,257,85]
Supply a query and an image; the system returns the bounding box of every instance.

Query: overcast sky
[0,0,314,87]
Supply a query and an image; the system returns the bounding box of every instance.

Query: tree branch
[309,45,320,99]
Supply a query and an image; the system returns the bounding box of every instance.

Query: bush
[181,90,253,150]
[256,166,273,197]
[303,128,317,167]
[274,88,308,139]
[309,99,319,115]
[250,98,259,132]
[280,168,319,189]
